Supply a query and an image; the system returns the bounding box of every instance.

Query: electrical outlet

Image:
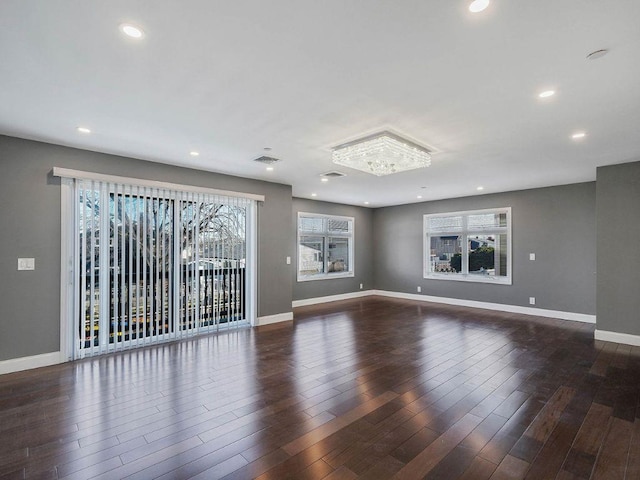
[286,256,291,265]
[417,286,422,293]
[529,253,536,261]
[18,258,35,271]
[529,297,536,305]
[359,283,363,289]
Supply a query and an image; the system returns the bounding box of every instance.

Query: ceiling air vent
[253,156,281,165]
[320,171,347,178]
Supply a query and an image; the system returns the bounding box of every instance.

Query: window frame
[297,212,355,282]
[423,207,512,285]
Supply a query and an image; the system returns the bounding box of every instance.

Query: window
[424,207,511,284]
[298,213,354,281]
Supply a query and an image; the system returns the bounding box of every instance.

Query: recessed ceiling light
[311,193,317,197]
[364,201,370,205]
[77,127,91,134]
[266,166,274,171]
[321,178,329,183]
[477,186,484,191]
[417,195,423,199]
[572,132,587,140]
[120,23,145,39]
[538,90,555,98]
[189,151,199,157]
[469,0,490,13]
[587,49,608,60]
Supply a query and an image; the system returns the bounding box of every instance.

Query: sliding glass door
[65,177,255,359]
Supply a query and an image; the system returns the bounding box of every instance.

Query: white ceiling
[1,1,639,207]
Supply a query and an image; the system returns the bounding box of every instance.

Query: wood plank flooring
[1,296,640,479]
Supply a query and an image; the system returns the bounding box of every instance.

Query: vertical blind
[63,173,256,359]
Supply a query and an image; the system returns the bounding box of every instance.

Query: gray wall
[4,130,637,363]
[597,160,640,335]
[373,183,597,315]
[0,135,293,361]
[292,198,374,301]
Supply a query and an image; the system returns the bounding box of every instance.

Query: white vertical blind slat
[142,187,149,344]
[128,186,134,349]
[73,180,81,358]
[150,192,156,340]
[232,195,237,325]
[160,192,166,337]
[78,180,86,358]
[112,183,119,350]
[89,181,97,355]
[99,183,109,350]
[221,200,226,328]
[119,185,126,350]
[194,192,200,334]
[134,185,141,347]
[172,193,179,341]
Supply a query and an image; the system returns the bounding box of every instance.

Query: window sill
[423,273,512,285]
[297,272,354,282]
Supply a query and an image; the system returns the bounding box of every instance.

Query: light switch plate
[529,253,536,261]
[18,258,35,270]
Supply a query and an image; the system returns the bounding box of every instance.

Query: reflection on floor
[0,296,638,479]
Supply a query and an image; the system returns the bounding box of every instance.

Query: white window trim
[423,207,512,285]
[297,212,355,282]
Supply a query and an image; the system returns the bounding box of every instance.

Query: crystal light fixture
[332,131,431,176]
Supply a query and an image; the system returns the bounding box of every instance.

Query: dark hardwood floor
[1,297,639,479]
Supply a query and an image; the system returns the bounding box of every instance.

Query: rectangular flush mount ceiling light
[332,131,432,176]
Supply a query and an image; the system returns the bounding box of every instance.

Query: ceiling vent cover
[320,171,347,178]
[253,156,281,165]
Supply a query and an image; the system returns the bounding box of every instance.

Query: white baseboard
[369,290,597,324]
[256,311,294,326]
[292,290,374,308]
[0,351,64,375]
[292,289,596,324]
[595,329,640,346]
